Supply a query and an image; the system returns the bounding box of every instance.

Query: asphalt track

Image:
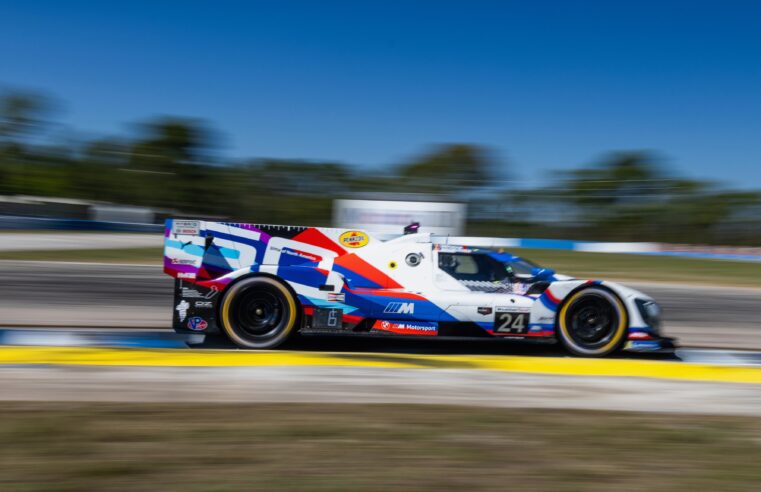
[2,261,760,349]
[1,346,761,415]
[3,260,761,414]
[0,232,161,251]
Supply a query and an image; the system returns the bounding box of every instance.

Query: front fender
[529,280,653,335]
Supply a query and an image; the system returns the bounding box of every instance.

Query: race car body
[164,220,673,356]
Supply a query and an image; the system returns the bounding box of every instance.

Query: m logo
[384,302,415,314]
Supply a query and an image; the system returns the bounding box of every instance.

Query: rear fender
[164,219,243,282]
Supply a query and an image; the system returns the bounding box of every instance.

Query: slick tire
[220,276,299,349]
[557,287,628,357]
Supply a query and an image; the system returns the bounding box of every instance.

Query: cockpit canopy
[438,250,556,285]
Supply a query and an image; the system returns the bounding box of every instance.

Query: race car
[164,220,674,356]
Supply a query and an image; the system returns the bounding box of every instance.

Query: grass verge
[1,403,760,491]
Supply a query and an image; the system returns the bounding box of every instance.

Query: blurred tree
[0,91,53,140]
[0,90,56,195]
[233,159,350,225]
[1,86,760,246]
[560,151,664,208]
[522,151,761,244]
[395,144,493,193]
[68,138,130,201]
[124,117,213,210]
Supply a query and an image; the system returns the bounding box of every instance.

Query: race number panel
[494,307,530,334]
[312,307,343,330]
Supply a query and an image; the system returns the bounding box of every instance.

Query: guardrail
[0,216,163,233]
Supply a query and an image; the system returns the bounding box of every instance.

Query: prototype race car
[164,220,674,356]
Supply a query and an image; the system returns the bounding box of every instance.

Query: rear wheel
[219,276,299,349]
[557,287,628,357]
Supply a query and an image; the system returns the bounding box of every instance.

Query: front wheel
[557,287,628,357]
[219,276,299,349]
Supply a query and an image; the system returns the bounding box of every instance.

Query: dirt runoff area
[2,402,761,491]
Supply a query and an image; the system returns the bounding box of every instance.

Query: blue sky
[1,1,760,187]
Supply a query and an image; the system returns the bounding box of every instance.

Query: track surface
[2,362,760,415]
[4,261,761,415]
[0,233,160,251]
[2,261,760,349]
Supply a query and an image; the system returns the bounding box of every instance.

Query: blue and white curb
[0,329,201,349]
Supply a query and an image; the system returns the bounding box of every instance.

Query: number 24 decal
[494,311,528,333]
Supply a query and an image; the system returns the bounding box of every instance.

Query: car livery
[164,220,674,356]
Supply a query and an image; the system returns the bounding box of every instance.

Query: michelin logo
[384,302,414,314]
[175,300,190,322]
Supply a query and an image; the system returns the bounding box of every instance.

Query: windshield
[438,252,511,282]
[507,257,541,276]
[485,252,542,276]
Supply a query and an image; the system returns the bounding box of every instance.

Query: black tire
[556,287,628,357]
[219,276,299,349]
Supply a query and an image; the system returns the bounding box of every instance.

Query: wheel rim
[232,286,285,338]
[566,293,618,350]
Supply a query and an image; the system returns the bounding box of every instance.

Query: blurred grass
[0,245,760,287]
[1,403,761,491]
[513,248,761,287]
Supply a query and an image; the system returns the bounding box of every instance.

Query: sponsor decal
[338,230,369,248]
[172,220,201,235]
[175,300,190,322]
[171,258,197,265]
[194,301,213,308]
[477,306,493,315]
[281,247,322,262]
[180,288,203,299]
[327,293,346,302]
[177,272,196,279]
[373,320,438,336]
[180,286,218,299]
[384,302,415,314]
[187,316,208,331]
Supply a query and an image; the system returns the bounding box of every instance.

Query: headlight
[635,298,661,333]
